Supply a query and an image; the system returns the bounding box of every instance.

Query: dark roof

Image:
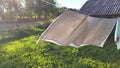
[79,0,120,18]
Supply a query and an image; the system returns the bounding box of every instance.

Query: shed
[80,0,120,18]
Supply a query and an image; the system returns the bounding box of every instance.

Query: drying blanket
[37,10,117,48]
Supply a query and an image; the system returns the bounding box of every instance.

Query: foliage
[0,24,120,68]
[0,0,59,21]
[32,0,59,18]
[0,0,22,19]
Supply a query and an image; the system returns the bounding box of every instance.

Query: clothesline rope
[41,0,57,7]
[41,0,69,9]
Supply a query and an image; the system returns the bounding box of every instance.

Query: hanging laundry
[37,10,117,48]
[37,10,87,45]
[115,18,120,49]
[70,17,117,48]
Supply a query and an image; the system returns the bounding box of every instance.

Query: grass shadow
[0,21,50,45]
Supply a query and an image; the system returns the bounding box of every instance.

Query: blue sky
[56,0,88,9]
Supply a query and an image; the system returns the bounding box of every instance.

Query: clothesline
[37,10,118,49]
[41,0,57,7]
[37,0,120,50]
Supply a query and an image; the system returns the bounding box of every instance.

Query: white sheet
[37,10,117,48]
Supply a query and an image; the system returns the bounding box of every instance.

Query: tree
[0,0,22,21]
[33,0,59,18]
[43,0,59,18]
[25,0,35,18]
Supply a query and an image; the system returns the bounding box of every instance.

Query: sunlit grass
[0,24,120,68]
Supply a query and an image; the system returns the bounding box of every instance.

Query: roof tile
[80,0,120,18]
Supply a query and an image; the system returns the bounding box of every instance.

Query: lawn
[0,22,120,68]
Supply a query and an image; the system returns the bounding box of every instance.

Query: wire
[41,0,57,7]
[41,0,66,12]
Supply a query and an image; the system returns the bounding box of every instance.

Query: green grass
[0,23,120,68]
